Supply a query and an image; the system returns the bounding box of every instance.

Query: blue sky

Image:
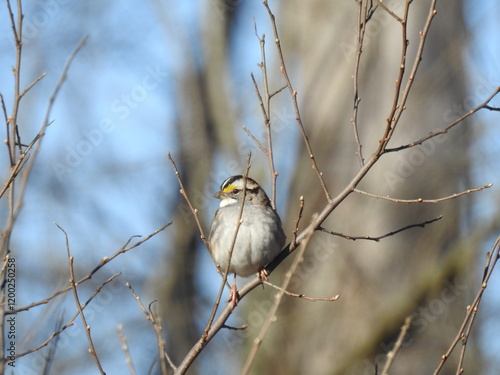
[0,1,499,374]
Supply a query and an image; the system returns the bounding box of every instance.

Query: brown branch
[350,0,369,166]
[222,324,248,331]
[202,152,253,340]
[116,324,137,375]
[270,84,288,98]
[242,124,267,154]
[319,215,442,242]
[380,316,413,375]
[377,0,403,23]
[7,37,88,206]
[174,2,462,373]
[127,283,174,374]
[12,223,170,314]
[168,153,209,247]
[16,273,121,359]
[251,20,278,208]
[262,0,331,201]
[378,0,412,152]
[291,196,305,249]
[19,72,46,99]
[485,105,500,111]
[385,87,500,153]
[353,184,492,203]
[433,235,500,374]
[378,0,438,154]
[262,281,340,302]
[58,224,105,374]
[240,219,318,375]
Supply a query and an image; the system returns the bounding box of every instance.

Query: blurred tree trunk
[151,0,239,371]
[247,1,482,375]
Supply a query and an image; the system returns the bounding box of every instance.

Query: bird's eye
[232,189,240,194]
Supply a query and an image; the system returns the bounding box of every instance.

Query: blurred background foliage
[1,0,499,374]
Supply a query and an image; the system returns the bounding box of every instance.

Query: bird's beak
[213,191,223,199]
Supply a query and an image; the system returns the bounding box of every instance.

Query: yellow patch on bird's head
[222,185,237,193]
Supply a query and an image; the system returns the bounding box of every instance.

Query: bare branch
[350,0,370,166]
[385,87,500,153]
[117,324,137,375]
[12,223,170,314]
[168,153,209,247]
[319,215,442,242]
[378,0,439,154]
[19,72,47,99]
[262,281,339,302]
[377,0,403,23]
[251,21,278,208]
[485,105,500,111]
[16,273,121,358]
[353,184,492,204]
[262,0,331,201]
[242,124,267,154]
[433,235,500,374]
[58,224,105,374]
[127,283,174,374]
[203,151,253,339]
[240,219,318,375]
[380,316,413,375]
[291,196,305,249]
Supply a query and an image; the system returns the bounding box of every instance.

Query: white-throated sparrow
[208,175,286,307]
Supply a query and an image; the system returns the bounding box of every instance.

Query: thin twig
[117,324,137,375]
[127,284,174,374]
[319,215,442,242]
[380,316,413,375]
[262,0,331,201]
[58,224,105,374]
[16,273,121,359]
[350,0,369,165]
[222,324,248,331]
[385,87,500,153]
[242,124,267,154]
[485,105,500,111]
[173,2,461,373]
[250,21,278,208]
[41,313,64,375]
[11,37,88,211]
[433,235,500,374]
[378,0,412,151]
[377,0,403,23]
[149,302,176,374]
[19,72,47,99]
[240,218,320,375]
[291,196,305,249]
[12,223,170,314]
[262,281,339,302]
[203,152,253,339]
[354,184,492,203]
[168,153,209,247]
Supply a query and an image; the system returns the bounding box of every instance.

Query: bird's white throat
[219,198,238,208]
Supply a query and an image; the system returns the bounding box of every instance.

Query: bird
[208,175,286,308]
